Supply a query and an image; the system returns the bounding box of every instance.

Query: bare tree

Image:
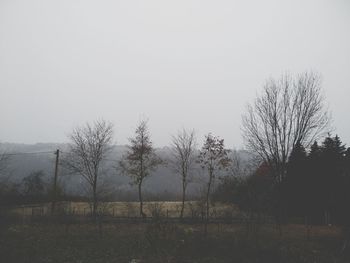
[171,129,196,218]
[198,133,230,227]
[242,72,330,183]
[229,149,259,178]
[119,119,162,217]
[65,119,114,217]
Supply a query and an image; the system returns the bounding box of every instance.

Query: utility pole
[51,149,59,215]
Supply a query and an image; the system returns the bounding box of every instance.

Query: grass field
[10,201,238,218]
[0,222,348,263]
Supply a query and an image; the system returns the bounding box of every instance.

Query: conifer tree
[285,142,308,216]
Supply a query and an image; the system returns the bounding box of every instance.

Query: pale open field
[10,201,239,218]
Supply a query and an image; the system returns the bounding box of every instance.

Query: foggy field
[10,201,238,219]
[0,222,347,263]
[1,1,350,262]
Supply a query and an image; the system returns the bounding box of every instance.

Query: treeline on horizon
[1,71,350,227]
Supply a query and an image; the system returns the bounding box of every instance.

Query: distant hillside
[0,143,255,200]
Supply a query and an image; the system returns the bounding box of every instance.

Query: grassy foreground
[0,222,349,263]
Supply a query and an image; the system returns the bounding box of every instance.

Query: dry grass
[10,201,238,218]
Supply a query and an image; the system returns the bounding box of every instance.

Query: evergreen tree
[319,135,346,224]
[342,148,350,224]
[309,141,322,160]
[307,141,324,222]
[285,142,308,216]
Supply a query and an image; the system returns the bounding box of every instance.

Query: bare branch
[242,72,330,182]
[64,119,114,216]
[170,128,197,218]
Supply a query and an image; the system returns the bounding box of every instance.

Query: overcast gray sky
[0,0,349,148]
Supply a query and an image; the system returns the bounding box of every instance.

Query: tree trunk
[92,179,98,220]
[305,215,311,241]
[138,181,146,218]
[205,171,213,235]
[180,179,186,219]
[324,210,331,225]
[206,173,213,221]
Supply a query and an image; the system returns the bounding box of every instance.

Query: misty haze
[1,1,350,262]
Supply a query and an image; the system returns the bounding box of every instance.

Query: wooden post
[51,149,59,215]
